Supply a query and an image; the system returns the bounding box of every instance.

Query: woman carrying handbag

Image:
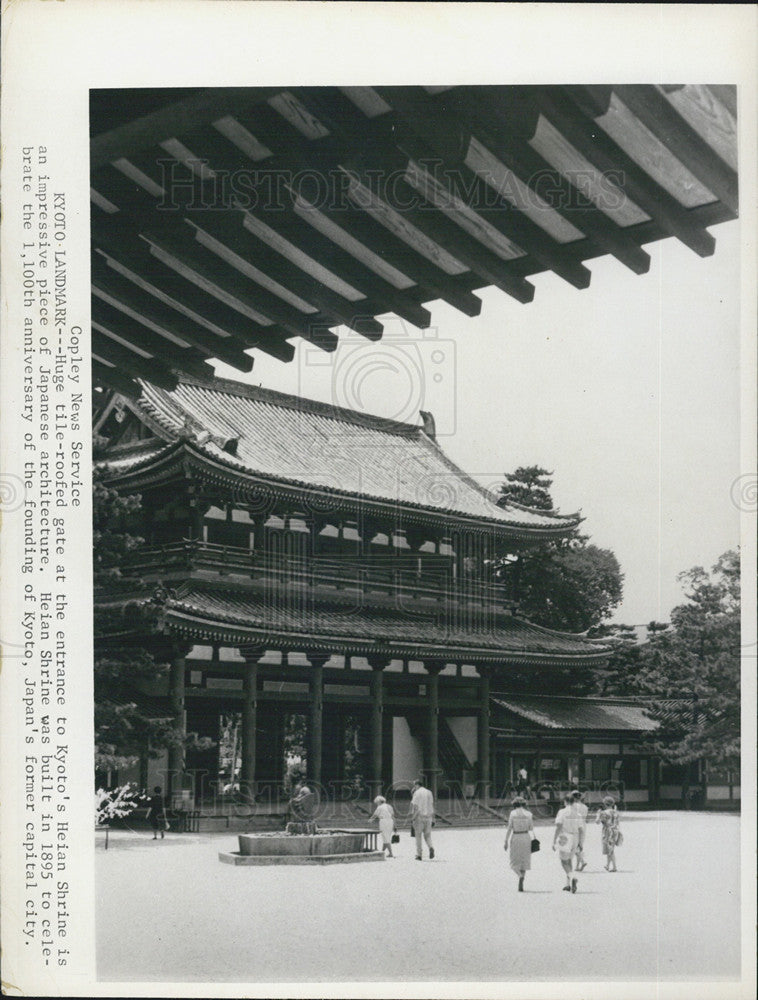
[504,795,536,892]
[369,795,397,858]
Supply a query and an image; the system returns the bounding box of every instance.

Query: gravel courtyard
[96,810,741,986]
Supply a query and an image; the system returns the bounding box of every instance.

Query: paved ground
[96,811,741,986]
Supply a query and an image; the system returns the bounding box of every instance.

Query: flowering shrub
[96,783,140,825]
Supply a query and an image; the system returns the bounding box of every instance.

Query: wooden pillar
[424,660,445,799]
[478,667,491,803]
[367,657,388,798]
[189,495,204,540]
[241,654,259,790]
[308,654,328,787]
[251,513,265,554]
[168,654,186,797]
[425,663,442,799]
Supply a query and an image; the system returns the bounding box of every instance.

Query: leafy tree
[636,550,740,767]
[587,621,669,696]
[93,466,180,774]
[495,466,624,633]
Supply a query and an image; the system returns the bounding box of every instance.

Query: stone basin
[219,828,384,865]
[238,830,366,857]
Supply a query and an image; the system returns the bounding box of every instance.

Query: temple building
[90,84,739,814]
[94,373,609,805]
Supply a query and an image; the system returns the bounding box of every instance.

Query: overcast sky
[215,219,740,626]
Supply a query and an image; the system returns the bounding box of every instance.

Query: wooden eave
[97,437,581,540]
[90,84,738,396]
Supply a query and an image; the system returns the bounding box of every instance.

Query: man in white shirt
[571,789,589,870]
[410,778,435,861]
[552,794,584,892]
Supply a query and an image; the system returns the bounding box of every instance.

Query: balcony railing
[124,539,519,609]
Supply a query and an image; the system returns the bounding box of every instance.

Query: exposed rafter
[90,84,738,391]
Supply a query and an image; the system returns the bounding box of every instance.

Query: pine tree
[637,550,740,767]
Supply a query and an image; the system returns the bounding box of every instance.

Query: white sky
[215,220,741,627]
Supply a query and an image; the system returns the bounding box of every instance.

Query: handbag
[391,833,400,844]
[530,837,540,853]
[410,825,415,838]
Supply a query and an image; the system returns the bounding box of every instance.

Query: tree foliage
[498,465,555,512]
[636,550,740,766]
[587,621,668,696]
[496,466,624,634]
[93,466,177,772]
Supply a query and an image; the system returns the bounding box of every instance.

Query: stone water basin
[219,829,384,866]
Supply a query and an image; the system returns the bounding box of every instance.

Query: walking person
[145,785,167,840]
[570,788,589,870]
[410,778,435,860]
[503,795,535,892]
[596,795,622,871]
[369,795,396,858]
[552,793,584,892]
[516,766,529,796]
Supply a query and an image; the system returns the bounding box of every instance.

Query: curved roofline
[97,438,582,537]
[98,375,582,534]
[142,373,426,437]
[141,376,583,525]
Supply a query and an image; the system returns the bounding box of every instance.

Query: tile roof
[122,374,579,533]
[95,440,173,475]
[161,584,604,662]
[492,695,660,732]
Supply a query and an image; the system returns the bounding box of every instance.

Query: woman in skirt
[504,795,535,892]
[369,795,396,858]
[596,795,622,871]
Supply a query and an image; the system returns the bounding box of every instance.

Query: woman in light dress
[503,795,535,892]
[596,795,622,871]
[369,795,396,857]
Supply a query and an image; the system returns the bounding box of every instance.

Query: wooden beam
[296,176,483,317]
[612,85,738,214]
[91,358,141,398]
[92,210,297,360]
[448,87,652,275]
[139,224,339,350]
[91,256,255,372]
[172,129,433,329]
[122,133,433,332]
[91,297,215,378]
[706,85,737,123]
[185,215,384,341]
[90,86,283,170]
[292,87,535,304]
[91,329,180,390]
[226,106,483,317]
[476,199,735,285]
[394,129,592,291]
[535,88,716,258]
[564,85,613,119]
[91,163,339,348]
[657,84,738,172]
[374,86,592,290]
